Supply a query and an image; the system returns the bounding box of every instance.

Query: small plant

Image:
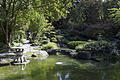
[76,41,115,59]
[81,41,113,51]
[68,41,88,49]
[40,42,58,50]
[61,39,70,44]
[75,45,85,51]
[51,37,58,43]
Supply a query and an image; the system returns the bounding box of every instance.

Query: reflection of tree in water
[95,63,120,80]
[57,72,70,80]
[104,63,120,80]
[101,72,106,80]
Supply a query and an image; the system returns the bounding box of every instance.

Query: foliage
[0,42,8,53]
[56,35,64,40]
[75,45,85,51]
[68,41,88,49]
[61,39,70,44]
[50,37,58,43]
[40,40,49,45]
[109,1,120,24]
[84,23,114,40]
[40,42,58,50]
[32,0,73,22]
[0,0,73,47]
[28,9,53,41]
[116,31,120,40]
[12,30,26,43]
[0,42,8,49]
[76,41,114,53]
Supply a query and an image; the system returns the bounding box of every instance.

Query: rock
[78,51,91,60]
[31,51,49,59]
[39,51,49,57]
[47,49,74,55]
[47,49,92,60]
[47,49,60,55]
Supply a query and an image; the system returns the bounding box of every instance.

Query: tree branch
[8,0,12,10]
[11,0,16,18]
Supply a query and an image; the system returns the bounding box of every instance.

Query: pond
[0,55,120,80]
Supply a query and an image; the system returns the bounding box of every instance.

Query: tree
[0,0,73,47]
[0,0,31,47]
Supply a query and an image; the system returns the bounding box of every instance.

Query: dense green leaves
[0,0,73,47]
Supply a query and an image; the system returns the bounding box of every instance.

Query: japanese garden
[0,0,120,80]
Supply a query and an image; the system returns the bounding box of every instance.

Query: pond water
[0,56,120,80]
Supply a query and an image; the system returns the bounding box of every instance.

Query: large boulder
[39,51,49,57]
[31,50,49,59]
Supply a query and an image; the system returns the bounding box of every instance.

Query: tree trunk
[5,21,11,48]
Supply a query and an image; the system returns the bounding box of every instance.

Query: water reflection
[57,72,69,80]
[1,56,120,80]
[21,64,26,70]
[101,72,106,80]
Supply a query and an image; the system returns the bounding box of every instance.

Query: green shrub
[0,42,8,53]
[75,45,85,51]
[41,40,49,44]
[41,36,48,40]
[51,37,58,43]
[116,32,120,39]
[11,42,23,47]
[0,42,8,48]
[76,41,114,55]
[29,39,34,43]
[56,35,64,41]
[75,41,118,60]
[61,39,70,44]
[83,41,113,51]
[40,42,58,50]
[68,41,88,49]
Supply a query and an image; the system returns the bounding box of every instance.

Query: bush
[83,41,113,51]
[40,42,58,50]
[41,36,48,40]
[75,45,85,51]
[61,39,70,44]
[76,41,115,56]
[0,42,8,53]
[68,41,88,49]
[11,42,23,47]
[0,42,8,48]
[56,35,64,41]
[50,37,58,43]
[41,40,49,44]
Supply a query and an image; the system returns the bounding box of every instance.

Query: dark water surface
[0,56,119,80]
